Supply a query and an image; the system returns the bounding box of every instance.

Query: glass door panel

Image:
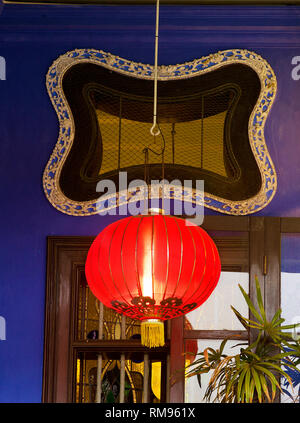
[73,271,169,403]
[186,271,248,330]
[75,351,165,403]
[76,275,141,342]
[185,339,245,403]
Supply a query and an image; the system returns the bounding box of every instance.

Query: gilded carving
[43,48,277,216]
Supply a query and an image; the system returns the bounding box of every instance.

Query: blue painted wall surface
[0,3,300,402]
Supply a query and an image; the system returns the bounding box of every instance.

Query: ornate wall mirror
[43,49,277,216]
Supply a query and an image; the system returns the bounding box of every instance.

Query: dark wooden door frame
[42,237,94,402]
[43,216,294,403]
[42,236,170,403]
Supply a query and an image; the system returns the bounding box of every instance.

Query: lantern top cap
[142,208,165,215]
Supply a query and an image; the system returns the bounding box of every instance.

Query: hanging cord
[150,0,160,138]
[143,147,149,212]
[143,0,167,212]
[143,125,166,212]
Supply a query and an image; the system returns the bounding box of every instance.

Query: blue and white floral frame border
[43,48,277,216]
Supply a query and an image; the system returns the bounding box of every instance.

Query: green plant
[185,277,300,403]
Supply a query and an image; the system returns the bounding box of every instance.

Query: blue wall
[0,3,300,402]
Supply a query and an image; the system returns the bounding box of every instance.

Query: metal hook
[150,122,161,137]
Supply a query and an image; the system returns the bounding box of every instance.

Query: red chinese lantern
[85,214,221,348]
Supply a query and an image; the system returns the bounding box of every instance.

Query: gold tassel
[141,319,165,348]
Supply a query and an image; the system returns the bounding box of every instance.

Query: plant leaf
[236,366,248,403]
[219,338,228,355]
[251,367,262,403]
[271,308,282,325]
[255,365,281,392]
[231,306,261,329]
[254,276,266,322]
[203,348,210,366]
[244,367,251,403]
[249,378,255,403]
[238,283,264,324]
[259,372,271,402]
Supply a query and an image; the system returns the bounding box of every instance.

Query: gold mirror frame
[43,48,277,216]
